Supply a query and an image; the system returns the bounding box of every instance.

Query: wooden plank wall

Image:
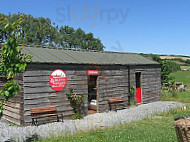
[0,74,24,125]
[23,64,89,126]
[0,63,161,125]
[97,66,129,112]
[23,64,161,125]
[97,65,161,112]
[130,65,161,103]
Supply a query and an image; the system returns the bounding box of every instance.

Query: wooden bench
[30,106,63,126]
[88,104,98,114]
[108,97,126,111]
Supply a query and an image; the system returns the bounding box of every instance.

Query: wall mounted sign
[49,69,67,91]
[88,70,99,75]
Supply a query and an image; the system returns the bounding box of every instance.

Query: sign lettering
[88,70,99,75]
[49,69,67,91]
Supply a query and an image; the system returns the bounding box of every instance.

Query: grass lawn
[169,71,190,90]
[161,90,190,103]
[34,106,190,142]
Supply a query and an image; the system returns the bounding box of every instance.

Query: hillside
[159,55,190,70]
[160,55,190,60]
[169,71,190,90]
[140,53,190,70]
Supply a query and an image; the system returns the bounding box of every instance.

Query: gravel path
[0,101,185,142]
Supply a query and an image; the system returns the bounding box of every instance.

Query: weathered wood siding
[22,63,161,125]
[97,66,129,112]
[97,65,161,112]
[130,65,161,103]
[23,64,89,126]
[0,74,24,125]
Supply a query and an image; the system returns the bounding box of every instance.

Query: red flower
[74,98,77,101]
[70,86,73,88]
[80,107,82,110]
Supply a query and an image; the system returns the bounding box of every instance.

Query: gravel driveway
[0,101,185,142]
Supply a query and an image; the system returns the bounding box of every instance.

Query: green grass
[34,106,190,142]
[161,71,190,102]
[161,90,190,103]
[169,71,190,89]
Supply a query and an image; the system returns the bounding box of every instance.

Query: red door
[136,72,142,103]
[136,87,142,103]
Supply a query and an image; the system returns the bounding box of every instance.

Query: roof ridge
[19,44,136,55]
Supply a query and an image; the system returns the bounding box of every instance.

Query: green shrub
[128,86,136,106]
[66,86,84,119]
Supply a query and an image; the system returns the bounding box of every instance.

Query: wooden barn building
[0,46,161,126]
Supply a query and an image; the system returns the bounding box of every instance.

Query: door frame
[135,72,142,103]
[87,75,99,113]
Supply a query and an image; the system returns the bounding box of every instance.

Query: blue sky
[1,0,190,56]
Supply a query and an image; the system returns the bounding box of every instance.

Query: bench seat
[108,97,126,111]
[30,106,63,126]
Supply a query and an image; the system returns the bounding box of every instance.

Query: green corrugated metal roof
[22,46,159,65]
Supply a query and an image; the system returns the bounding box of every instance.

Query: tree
[185,59,190,64]
[151,54,162,63]
[0,17,32,116]
[0,13,105,51]
[150,55,180,84]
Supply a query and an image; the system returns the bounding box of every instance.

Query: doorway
[135,72,142,103]
[88,75,98,114]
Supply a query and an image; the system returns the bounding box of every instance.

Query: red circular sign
[49,69,67,91]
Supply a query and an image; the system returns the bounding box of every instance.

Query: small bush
[66,86,84,119]
[128,86,136,106]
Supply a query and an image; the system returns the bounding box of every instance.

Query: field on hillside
[169,71,190,90]
[180,66,190,70]
[159,55,190,71]
[172,60,185,65]
[160,55,190,60]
